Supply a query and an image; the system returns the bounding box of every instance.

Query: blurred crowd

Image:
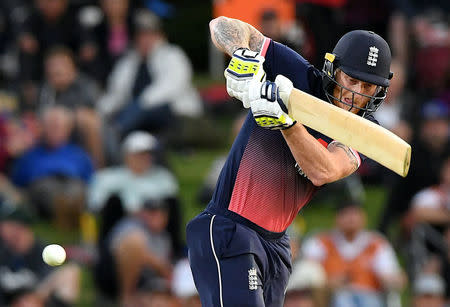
[0,0,447,306]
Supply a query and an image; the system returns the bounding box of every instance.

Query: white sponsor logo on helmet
[367,46,379,67]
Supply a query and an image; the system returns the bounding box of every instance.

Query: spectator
[378,99,450,237]
[0,202,80,307]
[79,0,135,86]
[89,130,178,213]
[17,0,83,101]
[411,156,450,230]
[97,9,203,138]
[284,288,315,307]
[258,9,312,60]
[361,59,413,183]
[0,115,35,173]
[88,130,181,256]
[285,258,327,307]
[340,0,393,39]
[406,157,450,300]
[39,46,104,167]
[142,290,180,307]
[94,198,173,306]
[11,105,94,229]
[285,221,328,307]
[172,258,201,307]
[302,200,406,307]
[412,273,447,307]
[389,0,450,95]
[375,59,412,142]
[294,1,345,68]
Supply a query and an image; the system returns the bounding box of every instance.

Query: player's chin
[333,100,353,112]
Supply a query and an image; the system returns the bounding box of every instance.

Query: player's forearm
[282,124,355,186]
[209,16,264,56]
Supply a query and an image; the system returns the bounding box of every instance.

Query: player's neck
[341,230,359,242]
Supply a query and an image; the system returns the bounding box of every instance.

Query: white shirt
[411,185,450,210]
[88,165,178,213]
[98,40,203,118]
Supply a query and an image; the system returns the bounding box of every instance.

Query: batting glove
[225,48,266,108]
[250,80,296,130]
[274,75,294,109]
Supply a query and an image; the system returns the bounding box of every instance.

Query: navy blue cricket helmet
[322,30,393,116]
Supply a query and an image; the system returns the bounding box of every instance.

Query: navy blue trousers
[186,212,292,307]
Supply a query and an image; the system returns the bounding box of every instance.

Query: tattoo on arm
[330,142,359,171]
[249,31,264,52]
[211,17,264,55]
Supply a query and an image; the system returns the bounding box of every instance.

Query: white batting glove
[250,80,296,130]
[225,48,266,108]
[274,75,294,109]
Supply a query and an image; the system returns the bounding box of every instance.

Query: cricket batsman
[186,16,393,307]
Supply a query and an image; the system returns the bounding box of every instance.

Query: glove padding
[250,79,296,130]
[225,48,266,108]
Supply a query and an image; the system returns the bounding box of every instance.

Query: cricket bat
[287,88,411,177]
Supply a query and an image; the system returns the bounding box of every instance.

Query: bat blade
[288,88,411,177]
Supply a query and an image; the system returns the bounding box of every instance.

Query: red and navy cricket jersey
[206,38,373,237]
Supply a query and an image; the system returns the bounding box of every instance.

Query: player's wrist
[280,119,297,130]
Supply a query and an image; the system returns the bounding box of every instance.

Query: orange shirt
[213,0,295,30]
[318,232,386,291]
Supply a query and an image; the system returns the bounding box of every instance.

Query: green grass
[169,149,227,230]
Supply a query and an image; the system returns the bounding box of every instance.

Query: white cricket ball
[42,244,66,266]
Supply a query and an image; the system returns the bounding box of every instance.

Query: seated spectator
[284,288,315,307]
[258,9,312,60]
[365,59,413,183]
[0,115,35,174]
[407,156,450,300]
[97,9,203,138]
[378,99,450,237]
[411,156,450,228]
[89,130,178,213]
[412,273,447,307]
[89,130,181,256]
[134,290,180,307]
[17,0,84,104]
[11,106,94,229]
[39,46,104,167]
[285,259,327,307]
[302,200,406,307]
[410,6,450,94]
[78,0,135,86]
[0,202,80,307]
[375,60,412,141]
[286,221,327,307]
[94,198,173,306]
[138,290,180,307]
[172,258,200,307]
